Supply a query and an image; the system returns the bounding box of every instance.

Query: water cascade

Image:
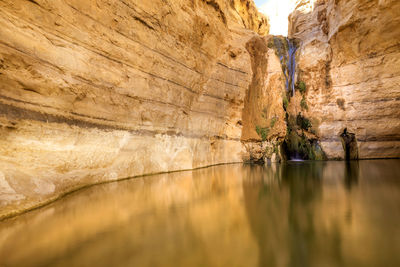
[269,36,326,161]
[286,38,297,96]
[271,37,298,96]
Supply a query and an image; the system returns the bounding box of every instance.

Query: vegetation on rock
[300,96,308,110]
[282,96,289,111]
[296,113,312,131]
[297,81,306,94]
[255,125,269,141]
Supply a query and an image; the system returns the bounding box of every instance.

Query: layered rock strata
[0,0,269,219]
[289,0,400,159]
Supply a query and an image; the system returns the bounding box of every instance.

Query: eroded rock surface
[289,0,400,159]
[0,0,269,219]
[240,35,287,163]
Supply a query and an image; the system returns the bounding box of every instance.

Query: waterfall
[286,38,297,96]
[272,36,298,96]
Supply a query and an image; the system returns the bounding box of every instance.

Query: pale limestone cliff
[0,0,269,219]
[289,0,400,159]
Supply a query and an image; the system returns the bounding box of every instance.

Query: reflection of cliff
[242,162,348,267]
[344,161,359,191]
[0,164,259,267]
[281,163,325,267]
[1,160,399,266]
[241,164,289,266]
[242,160,400,267]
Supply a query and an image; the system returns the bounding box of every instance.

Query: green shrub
[283,97,289,111]
[255,125,269,141]
[298,81,306,94]
[296,113,312,130]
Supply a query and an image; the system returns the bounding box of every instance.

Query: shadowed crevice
[340,128,359,160]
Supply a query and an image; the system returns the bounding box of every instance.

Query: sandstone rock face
[240,35,287,163]
[0,0,269,219]
[289,0,400,159]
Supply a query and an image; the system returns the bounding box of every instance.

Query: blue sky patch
[254,0,271,7]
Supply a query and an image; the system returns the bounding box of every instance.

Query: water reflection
[0,160,399,267]
[344,161,359,191]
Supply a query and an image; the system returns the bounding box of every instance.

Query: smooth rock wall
[0,0,268,219]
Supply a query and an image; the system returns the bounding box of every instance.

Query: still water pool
[1,160,399,267]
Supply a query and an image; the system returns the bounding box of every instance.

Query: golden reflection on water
[0,160,399,267]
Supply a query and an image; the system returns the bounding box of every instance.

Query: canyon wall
[0,0,269,219]
[289,0,400,159]
[2,0,399,219]
[240,35,287,163]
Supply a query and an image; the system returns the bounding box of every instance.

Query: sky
[254,0,271,6]
[254,0,296,36]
